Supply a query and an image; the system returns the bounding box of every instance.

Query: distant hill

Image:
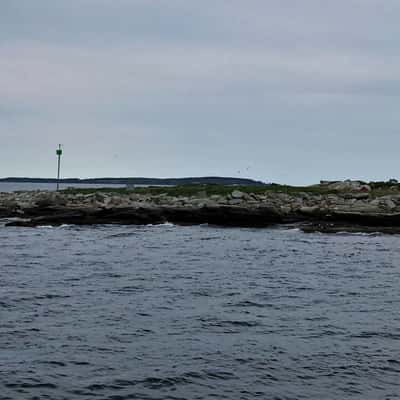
[0,176,266,186]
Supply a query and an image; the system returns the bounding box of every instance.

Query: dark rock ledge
[3,205,400,234]
[4,206,283,228]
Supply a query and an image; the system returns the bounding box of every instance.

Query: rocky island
[2,180,400,233]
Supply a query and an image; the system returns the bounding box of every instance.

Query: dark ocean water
[0,221,399,400]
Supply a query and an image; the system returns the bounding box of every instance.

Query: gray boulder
[231,190,245,199]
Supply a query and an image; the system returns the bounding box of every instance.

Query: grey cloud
[2,43,398,106]
[0,1,399,183]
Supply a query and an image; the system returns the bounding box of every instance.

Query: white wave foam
[336,231,380,236]
[146,222,175,227]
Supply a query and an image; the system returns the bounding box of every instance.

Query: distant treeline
[0,176,266,186]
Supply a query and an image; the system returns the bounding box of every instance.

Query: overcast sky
[1,0,399,184]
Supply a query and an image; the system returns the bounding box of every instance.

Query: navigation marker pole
[56,144,63,191]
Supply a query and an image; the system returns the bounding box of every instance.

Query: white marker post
[56,144,63,191]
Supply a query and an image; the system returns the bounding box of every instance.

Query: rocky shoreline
[3,181,400,233]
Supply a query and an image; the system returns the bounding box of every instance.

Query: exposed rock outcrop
[2,183,400,233]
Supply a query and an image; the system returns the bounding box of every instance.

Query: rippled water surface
[1,222,399,400]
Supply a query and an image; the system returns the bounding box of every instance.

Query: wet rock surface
[6,206,283,228]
